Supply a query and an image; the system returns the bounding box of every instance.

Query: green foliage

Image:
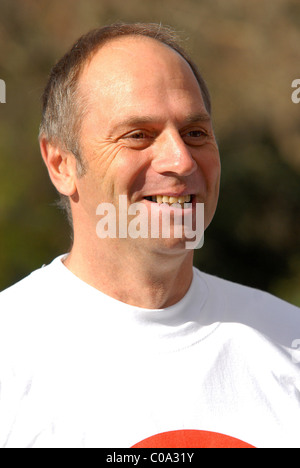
[0,0,299,305]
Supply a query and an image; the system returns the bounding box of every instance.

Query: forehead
[78,36,207,126]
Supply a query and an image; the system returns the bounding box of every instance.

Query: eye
[122,130,155,149]
[185,130,207,138]
[186,130,205,137]
[182,129,209,145]
[127,131,148,139]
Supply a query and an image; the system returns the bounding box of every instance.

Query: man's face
[74,36,221,253]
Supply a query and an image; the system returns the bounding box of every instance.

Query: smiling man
[0,23,300,449]
[40,30,220,309]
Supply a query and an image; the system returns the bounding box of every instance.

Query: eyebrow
[110,112,211,134]
[184,112,211,124]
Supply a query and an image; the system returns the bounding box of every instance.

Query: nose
[151,130,197,177]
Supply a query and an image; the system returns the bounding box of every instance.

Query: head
[39,22,220,256]
[39,23,213,224]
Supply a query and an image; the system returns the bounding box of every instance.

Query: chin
[141,236,197,255]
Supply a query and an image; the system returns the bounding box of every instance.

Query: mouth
[143,194,194,207]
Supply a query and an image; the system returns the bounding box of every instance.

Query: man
[0,23,299,449]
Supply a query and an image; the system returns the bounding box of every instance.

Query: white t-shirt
[0,255,300,448]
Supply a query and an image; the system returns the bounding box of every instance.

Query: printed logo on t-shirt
[132,429,254,448]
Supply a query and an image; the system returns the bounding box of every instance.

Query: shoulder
[194,268,300,350]
[0,255,68,321]
[0,259,57,300]
[0,256,70,363]
[195,267,299,315]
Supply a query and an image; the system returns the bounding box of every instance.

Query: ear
[39,137,77,197]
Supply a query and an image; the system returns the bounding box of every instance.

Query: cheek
[78,143,127,199]
[197,150,220,224]
[111,150,151,196]
[199,149,221,192]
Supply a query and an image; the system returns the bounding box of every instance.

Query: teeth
[168,197,178,204]
[151,195,192,204]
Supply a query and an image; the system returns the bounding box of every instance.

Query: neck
[63,235,194,309]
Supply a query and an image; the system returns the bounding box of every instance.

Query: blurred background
[0,0,299,305]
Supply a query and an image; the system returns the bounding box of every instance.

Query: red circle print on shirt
[132,429,254,448]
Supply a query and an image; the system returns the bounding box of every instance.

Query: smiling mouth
[143,195,194,206]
